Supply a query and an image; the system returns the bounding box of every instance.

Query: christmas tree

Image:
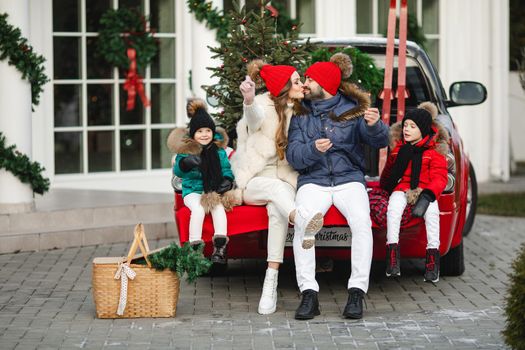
[309,47,384,98]
[203,0,316,134]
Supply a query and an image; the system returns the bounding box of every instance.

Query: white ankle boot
[295,207,324,249]
[258,268,279,314]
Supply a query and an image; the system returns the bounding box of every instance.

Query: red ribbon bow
[265,4,279,17]
[123,48,150,111]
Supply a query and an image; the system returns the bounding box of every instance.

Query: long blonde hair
[247,60,304,160]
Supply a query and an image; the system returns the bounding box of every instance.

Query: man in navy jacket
[286,53,389,320]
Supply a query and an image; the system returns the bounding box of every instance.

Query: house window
[52,0,176,175]
[356,0,440,67]
[223,1,315,35]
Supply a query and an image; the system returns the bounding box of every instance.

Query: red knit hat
[260,65,296,97]
[305,62,341,95]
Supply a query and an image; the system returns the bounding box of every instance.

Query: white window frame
[51,0,182,180]
[355,0,440,38]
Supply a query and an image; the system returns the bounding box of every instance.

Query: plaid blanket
[369,188,413,228]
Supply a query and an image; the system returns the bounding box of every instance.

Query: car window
[367,54,432,124]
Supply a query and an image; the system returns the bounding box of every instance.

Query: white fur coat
[230,92,298,190]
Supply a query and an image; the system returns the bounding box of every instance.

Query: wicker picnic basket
[92,224,180,318]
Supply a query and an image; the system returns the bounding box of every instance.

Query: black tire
[462,161,478,237]
[440,241,465,276]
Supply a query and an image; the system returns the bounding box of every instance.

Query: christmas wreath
[97,8,158,110]
[0,13,49,109]
[0,132,50,194]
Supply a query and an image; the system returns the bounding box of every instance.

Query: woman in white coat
[231,60,323,314]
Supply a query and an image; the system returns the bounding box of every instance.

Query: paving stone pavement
[1,215,524,350]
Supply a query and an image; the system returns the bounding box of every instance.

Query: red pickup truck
[173,38,485,277]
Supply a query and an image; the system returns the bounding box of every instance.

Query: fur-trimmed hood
[389,121,449,155]
[334,82,371,121]
[302,82,371,122]
[167,127,229,155]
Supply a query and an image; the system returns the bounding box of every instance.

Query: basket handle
[125,223,151,267]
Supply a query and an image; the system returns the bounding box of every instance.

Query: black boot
[295,289,320,320]
[424,248,440,283]
[211,236,228,264]
[385,243,401,277]
[189,240,204,257]
[343,288,365,319]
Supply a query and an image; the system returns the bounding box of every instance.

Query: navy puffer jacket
[286,84,389,189]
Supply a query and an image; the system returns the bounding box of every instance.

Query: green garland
[97,8,158,72]
[187,0,229,41]
[0,132,50,195]
[187,0,300,41]
[135,242,211,283]
[0,13,49,109]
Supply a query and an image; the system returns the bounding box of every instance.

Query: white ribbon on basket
[114,263,136,316]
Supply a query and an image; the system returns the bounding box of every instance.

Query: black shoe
[295,289,320,320]
[211,236,228,264]
[189,240,204,256]
[343,288,365,319]
[385,243,401,277]
[424,248,440,283]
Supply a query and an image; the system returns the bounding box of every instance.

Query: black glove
[216,178,233,194]
[412,190,436,218]
[179,155,201,172]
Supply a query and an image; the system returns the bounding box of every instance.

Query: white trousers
[293,182,373,293]
[184,193,227,242]
[386,191,440,249]
[243,177,295,263]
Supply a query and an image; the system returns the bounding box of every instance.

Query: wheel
[440,241,465,276]
[462,161,478,237]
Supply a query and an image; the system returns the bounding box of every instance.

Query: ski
[397,0,408,121]
[379,0,398,174]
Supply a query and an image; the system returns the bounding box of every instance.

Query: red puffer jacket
[380,123,449,200]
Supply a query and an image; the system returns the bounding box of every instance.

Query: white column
[439,0,492,182]
[29,0,53,186]
[0,0,34,213]
[316,0,356,38]
[188,0,222,116]
[489,0,510,181]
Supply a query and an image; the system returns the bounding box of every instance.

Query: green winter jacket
[171,128,234,198]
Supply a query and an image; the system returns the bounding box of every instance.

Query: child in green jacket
[170,99,235,264]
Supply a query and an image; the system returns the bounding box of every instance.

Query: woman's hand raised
[239,75,256,105]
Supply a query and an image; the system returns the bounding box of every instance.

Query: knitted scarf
[384,142,426,194]
[200,142,224,193]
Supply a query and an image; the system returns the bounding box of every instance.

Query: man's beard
[304,86,325,100]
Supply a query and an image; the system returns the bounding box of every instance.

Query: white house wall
[439,0,509,182]
[14,0,512,195]
[0,0,34,213]
[29,0,53,183]
[315,0,356,38]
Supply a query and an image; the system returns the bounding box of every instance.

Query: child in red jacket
[380,102,449,282]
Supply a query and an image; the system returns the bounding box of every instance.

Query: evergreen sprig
[135,242,212,283]
[203,0,316,132]
[309,47,384,98]
[503,243,525,350]
[0,132,50,194]
[0,13,49,109]
[97,8,158,72]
